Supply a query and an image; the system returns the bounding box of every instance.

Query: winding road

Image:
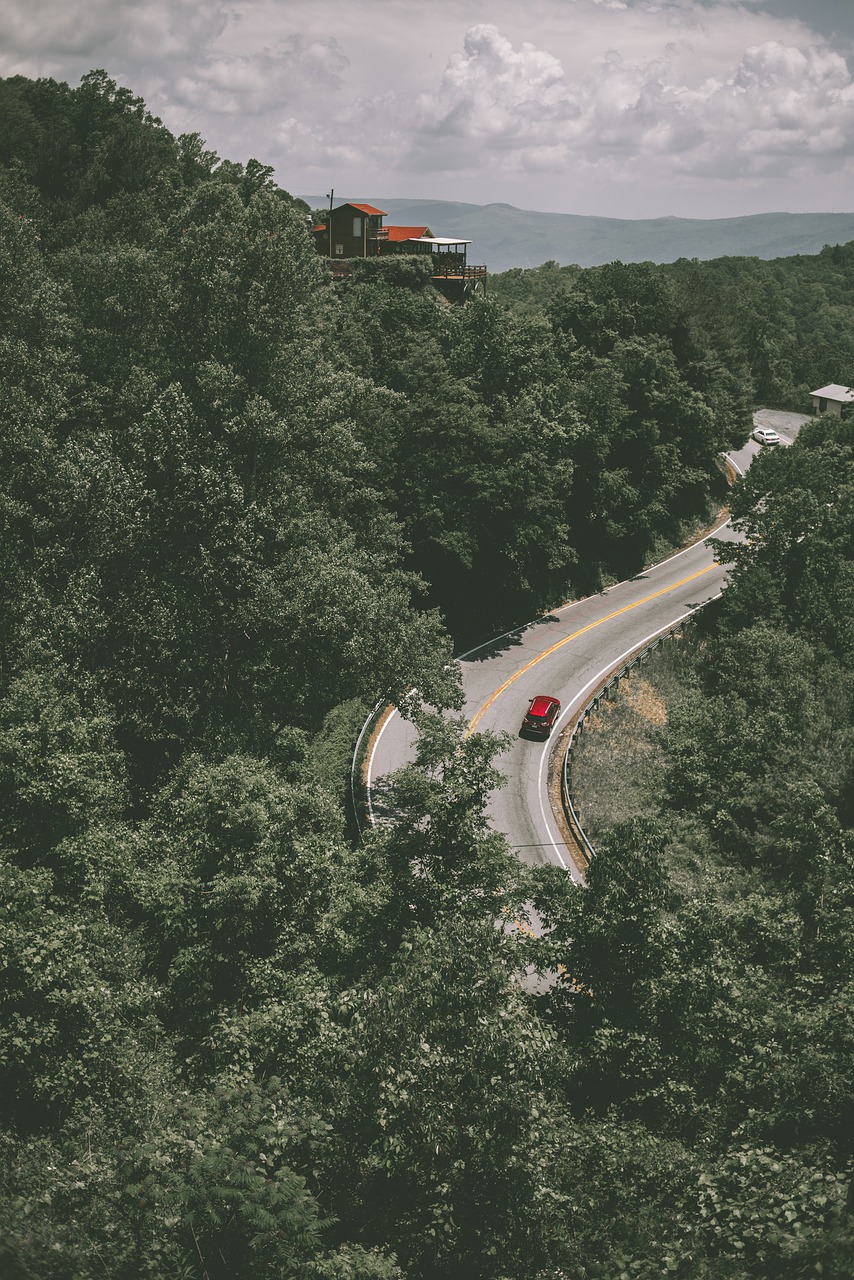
[366,411,810,878]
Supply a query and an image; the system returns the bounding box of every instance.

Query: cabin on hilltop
[810,383,854,416]
[311,201,486,299]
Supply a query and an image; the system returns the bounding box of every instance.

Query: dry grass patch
[623,677,667,727]
[568,633,732,895]
[569,640,696,846]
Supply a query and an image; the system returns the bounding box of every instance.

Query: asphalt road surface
[366,411,811,878]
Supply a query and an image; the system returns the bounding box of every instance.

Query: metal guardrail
[350,698,385,836]
[353,622,698,852]
[351,454,736,869]
[560,619,693,864]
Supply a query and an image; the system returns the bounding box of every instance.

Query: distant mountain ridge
[301,196,854,273]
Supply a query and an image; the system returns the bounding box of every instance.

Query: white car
[752,427,780,446]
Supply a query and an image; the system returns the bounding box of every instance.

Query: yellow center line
[465,563,717,736]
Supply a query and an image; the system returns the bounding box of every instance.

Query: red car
[521,695,561,738]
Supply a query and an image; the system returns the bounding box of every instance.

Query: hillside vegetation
[546,412,854,1264]
[0,70,851,1279]
[492,246,854,413]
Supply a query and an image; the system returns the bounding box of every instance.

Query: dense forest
[492,246,854,414]
[0,71,851,1277]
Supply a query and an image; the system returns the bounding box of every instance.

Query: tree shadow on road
[367,772,409,826]
[458,613,563,664]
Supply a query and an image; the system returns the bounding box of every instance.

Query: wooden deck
[430,263,487,281]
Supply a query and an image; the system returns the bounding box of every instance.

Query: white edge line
[458,454,741,663]
[365,715,391,826]
[365,693,415,826]
[365,454,744,826]
[535,593,723,879]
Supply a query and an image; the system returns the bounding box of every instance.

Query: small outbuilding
[810,383,854,415]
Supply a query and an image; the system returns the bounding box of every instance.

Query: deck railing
[431,262,487,280]
[326,257,488,285]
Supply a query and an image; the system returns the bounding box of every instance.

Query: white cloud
[1,0,853,215]
[166,37,348,119]
[0,1,230,75]
[401,23,854,184]
[0,0,120,60]
[411,25,581,159]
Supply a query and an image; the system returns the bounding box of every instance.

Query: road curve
[367,416,809,877]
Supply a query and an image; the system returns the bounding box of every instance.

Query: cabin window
[334,243,344,256]
[353,217,362,237]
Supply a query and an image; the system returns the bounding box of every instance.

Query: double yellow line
[465,564,717,735]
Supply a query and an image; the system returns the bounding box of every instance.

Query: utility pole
[326,188,333,258]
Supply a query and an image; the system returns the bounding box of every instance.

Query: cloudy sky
[3,0,854,218]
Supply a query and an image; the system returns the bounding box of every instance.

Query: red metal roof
[312,224,326,233]
[385,225,431,242]
[348,203,387,216]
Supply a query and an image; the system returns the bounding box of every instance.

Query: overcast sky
[3,0,854,218]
